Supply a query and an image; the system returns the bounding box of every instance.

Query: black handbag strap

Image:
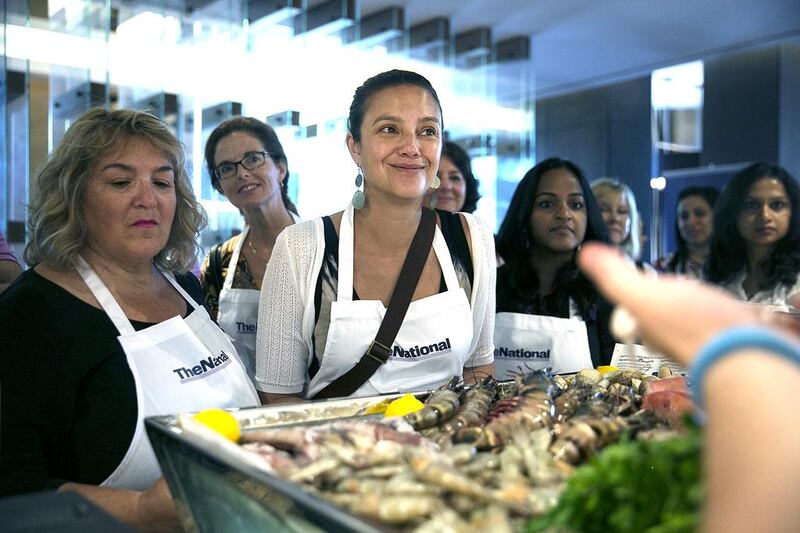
[313,208,437,399]
[209,244,224,291]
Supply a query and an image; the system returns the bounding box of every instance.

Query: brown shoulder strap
[313,208,437,399]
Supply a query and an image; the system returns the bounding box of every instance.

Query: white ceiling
[357,0,800,98]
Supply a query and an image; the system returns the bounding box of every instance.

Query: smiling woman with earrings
[200,117,300,381]
[426,140,481,213]
[254,69,496,403]
[494,158,616,379]
[707,162,800,308]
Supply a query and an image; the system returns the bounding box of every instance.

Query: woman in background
[591,178,644,261]
[707,162,800,308]
[201,117,299,381]
[494,157,614,379]
[656,185,719,278]
[431,140,481,213]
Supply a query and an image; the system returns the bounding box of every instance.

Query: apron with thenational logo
[76,257,258,490]
[306,204,474,398]
[217,213,300,382]
[494,298,593,379]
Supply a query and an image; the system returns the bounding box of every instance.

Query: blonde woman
[0,109,257,529]
[591,177,655,272]
[591,178,642,257]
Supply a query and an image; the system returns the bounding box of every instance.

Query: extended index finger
[578,243,649,310]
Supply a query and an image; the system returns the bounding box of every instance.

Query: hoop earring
[352,168,365,209]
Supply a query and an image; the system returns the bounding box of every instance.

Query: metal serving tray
[145,395,411,533]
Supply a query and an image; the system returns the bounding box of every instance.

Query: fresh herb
[528,429,702,533]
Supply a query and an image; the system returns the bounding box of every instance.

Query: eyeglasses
[214,151,269,180]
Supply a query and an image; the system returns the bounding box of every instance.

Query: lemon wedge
[384,394,425,418]
[597,365,619,375]
[193,408,241,442]
[363,398,393,415]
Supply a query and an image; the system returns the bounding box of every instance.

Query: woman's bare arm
[59,478,179,532]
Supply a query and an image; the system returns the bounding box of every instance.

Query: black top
[496,263,616,366]
[0,268,203,495]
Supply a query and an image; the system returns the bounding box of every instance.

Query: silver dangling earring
[429,175,441,209]
[352,168,365,209]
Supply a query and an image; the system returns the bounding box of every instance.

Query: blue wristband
[692,325,800,409]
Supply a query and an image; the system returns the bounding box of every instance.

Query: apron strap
[337,203,356,302]
[223,227,248,290]
[76,256,137,336]
[338,204,459,299]
[76,256,200,337]
[432,225,459,291]
[225,212,299,291]
[161,270,201,311]
[314,207,437,399]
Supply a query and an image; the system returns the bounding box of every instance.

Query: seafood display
[197,368,692,531]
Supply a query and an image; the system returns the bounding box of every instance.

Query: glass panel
[492,51,535,229]
[47,0,110,149]
[2,0,30,263]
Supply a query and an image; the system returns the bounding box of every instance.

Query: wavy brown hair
[25,108,206,272]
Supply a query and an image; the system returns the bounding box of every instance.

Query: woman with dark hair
[254,70,496,402]
[707,162,800,308]
[201,117,299,380]
[431,140,481,213]
[655,185,719,278]
[494,157,614,378]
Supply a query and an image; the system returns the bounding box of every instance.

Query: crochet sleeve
[462,213,496,368]
[254,221,321,394]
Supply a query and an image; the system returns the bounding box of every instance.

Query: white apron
[307,205,474,399]
[493,299,593,379]
[217,214,300,381]
[76,258,259,491]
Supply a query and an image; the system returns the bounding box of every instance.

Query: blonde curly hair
[24,108,206,272]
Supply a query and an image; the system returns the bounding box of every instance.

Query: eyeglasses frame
[214,151,270,181]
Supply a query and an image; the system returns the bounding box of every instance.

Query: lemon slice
[597,365,618,374]
[193,408,241,442]
[363,398,393,415]
[384,394,425,418]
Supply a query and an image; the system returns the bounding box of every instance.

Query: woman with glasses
[201,117,299,381]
